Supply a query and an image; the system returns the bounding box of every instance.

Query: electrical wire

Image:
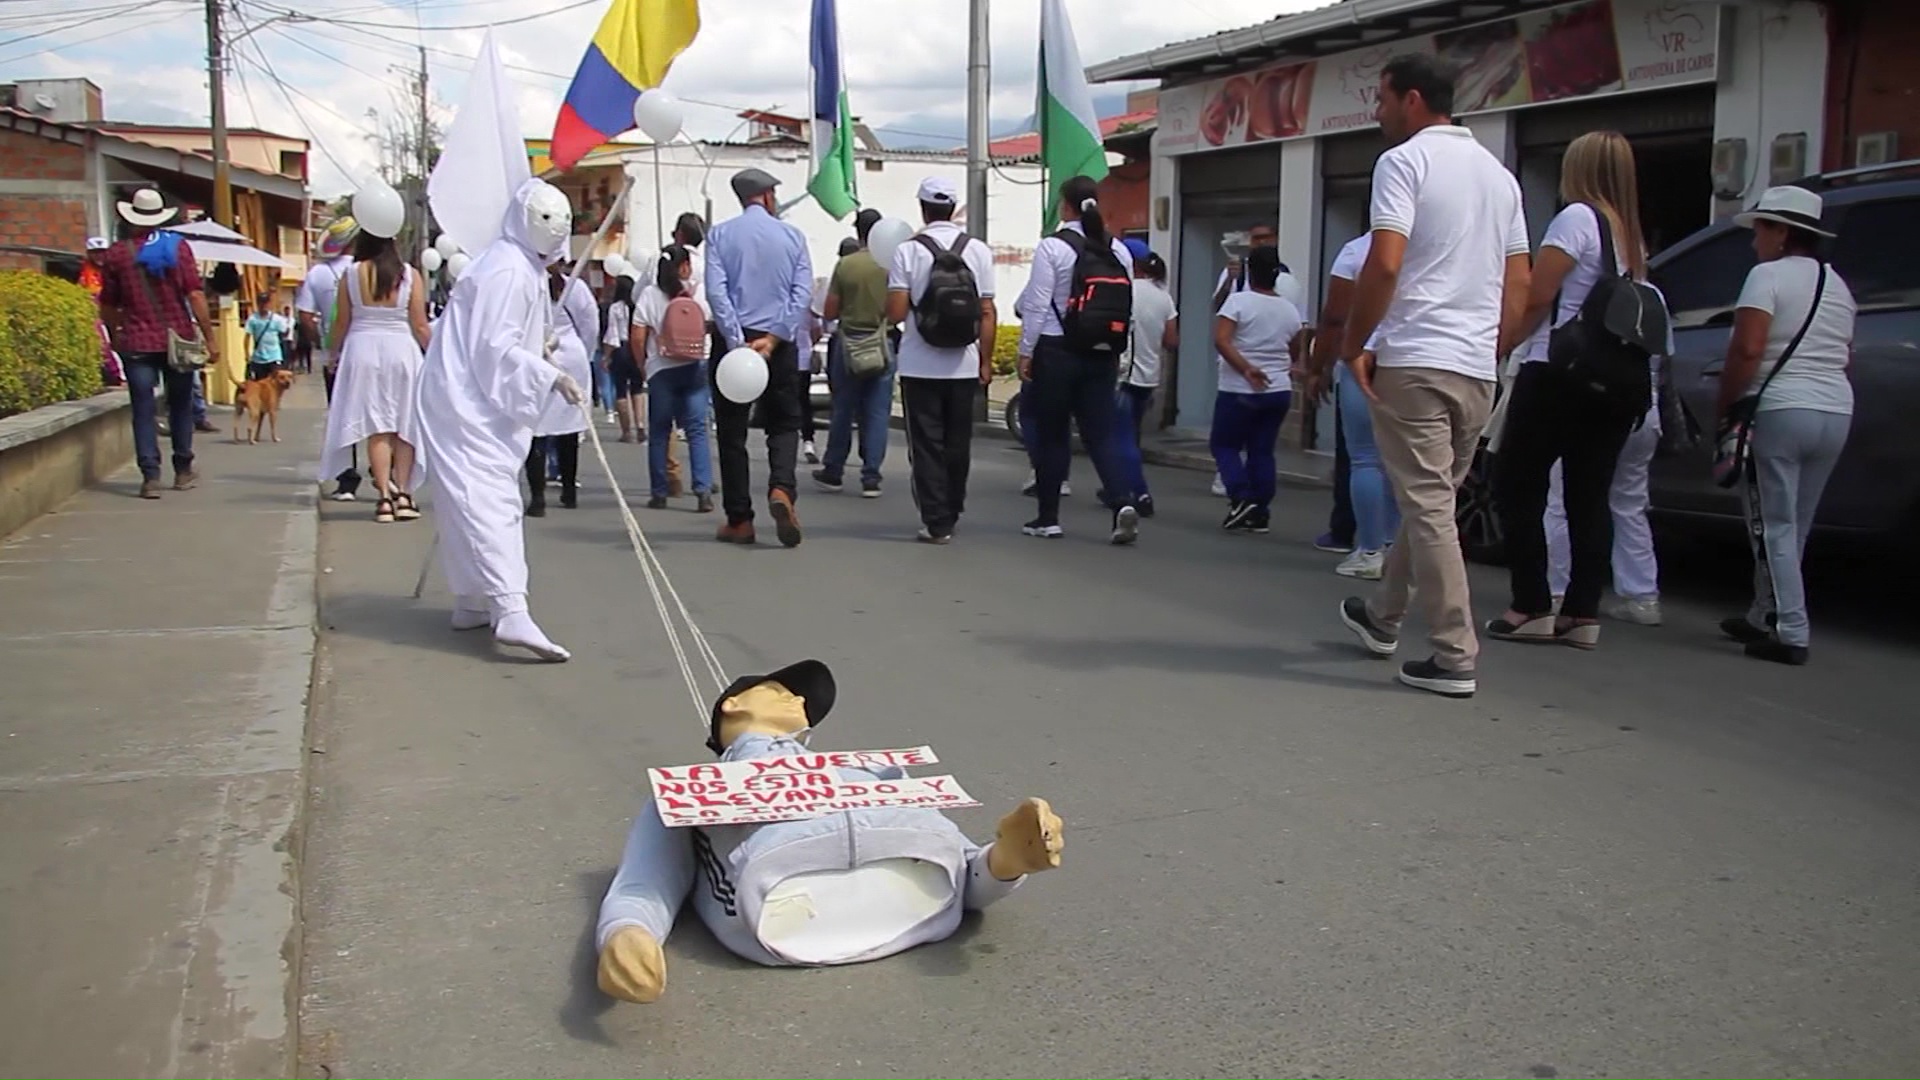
[232,33,357,179]
[0,7,187,63]
[0,0,167,48]
[247,0,595,33]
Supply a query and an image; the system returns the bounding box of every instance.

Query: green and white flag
[806,0,858,220]
[1038,0,1107,232]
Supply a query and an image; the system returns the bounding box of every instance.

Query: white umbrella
[164,221,288,268]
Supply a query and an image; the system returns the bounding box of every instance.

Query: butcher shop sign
[1156,0,1719,155]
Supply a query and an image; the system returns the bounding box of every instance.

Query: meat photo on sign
[1520,0,1625,103]
[1247,61,1317,141]
[1201,76,1255,147]
[1435,21,1531,113]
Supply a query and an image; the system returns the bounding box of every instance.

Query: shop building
[1090,0,1838,440]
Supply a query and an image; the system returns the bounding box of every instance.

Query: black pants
[1029,337,1133,525]
[1494,362,1635,619]
[901,377,977,535]
[711,330,803,524]
[526,433,580,504]
[1327,392,1356,544]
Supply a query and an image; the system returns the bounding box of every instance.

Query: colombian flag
[550,0,701,172]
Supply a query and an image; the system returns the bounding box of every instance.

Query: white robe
[534,276,597,437]
[407,182,559,610]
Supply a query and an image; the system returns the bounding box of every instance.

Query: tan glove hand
[986,797,1064,881]
[553,372,585,405]
[597,926,667,1004]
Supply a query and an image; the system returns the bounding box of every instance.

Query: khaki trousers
[1365,366,1495,672]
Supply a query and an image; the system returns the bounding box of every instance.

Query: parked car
[1456,161,1920,563]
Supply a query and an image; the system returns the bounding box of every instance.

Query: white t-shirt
[604,299,632,350]
[1330,234,1377,354]
[1219,263,1305,315]
[889,220,996,380]
[1735,256,1856,416]
[1216,291,1301,395]
[1368,125,1528,381]
[295,257,351,346]
[637,249,706,311]
[1519,204,1629,364]
[631,282,711,379]
[1126,280,1176,388]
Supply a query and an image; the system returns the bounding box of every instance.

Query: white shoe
[803,440,819,465]
[1021,471,1037,497]
[605,410,617,424]
[1022,521,1064,539]
[1335,549,1385,580]
[1605,596,1663,626]
[493,612,570,662]
[1211,473,1227,498]
[1061,480,1072,497]
[330,490,357,503]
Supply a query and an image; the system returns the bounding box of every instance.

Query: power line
[232,33,356,179]
[0,0,168,48]
[247,0,596,33]
[0,7,187,63]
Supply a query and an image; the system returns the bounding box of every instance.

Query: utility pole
[964,0,989,243]
[206,0,232,226]
[415,45,430,258]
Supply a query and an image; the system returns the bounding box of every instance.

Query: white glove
[553,372,585,405]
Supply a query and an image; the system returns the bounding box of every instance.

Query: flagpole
[965,0,990,243]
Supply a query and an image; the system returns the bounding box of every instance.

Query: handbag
[1654,354,1702,459]
[132,264,208,373]
[1711,262,1826,489]
[842,325,892,379]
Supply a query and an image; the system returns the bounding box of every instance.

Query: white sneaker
[1605,596,1664,626]
[1211,473,1227,498]
[1020,472,1070,497]
[1335,549,1385,580]
[329,490,357,502]
[804,440,819,465]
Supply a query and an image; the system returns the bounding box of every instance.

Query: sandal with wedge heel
[393,492,421,521]
[374,497,396,524]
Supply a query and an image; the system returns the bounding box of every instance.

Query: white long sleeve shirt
[1014,222,1135,357]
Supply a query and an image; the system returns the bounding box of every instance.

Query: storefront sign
[1157,0,1719,155]
[648,746,982,827]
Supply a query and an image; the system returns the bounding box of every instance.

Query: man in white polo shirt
[885,177,997,544]
[1336,53,1530,700]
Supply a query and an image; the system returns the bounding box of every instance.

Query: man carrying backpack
[1013,175,1141,545]
[883,177,998,545]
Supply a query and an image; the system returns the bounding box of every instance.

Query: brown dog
[233,369,295,444]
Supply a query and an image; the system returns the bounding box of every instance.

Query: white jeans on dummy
[1546,405,1660,600]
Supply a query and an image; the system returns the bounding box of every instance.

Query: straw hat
[1733,186,1836,238]
[115,188,177,228]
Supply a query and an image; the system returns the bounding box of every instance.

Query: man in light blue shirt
[706,168,814,547]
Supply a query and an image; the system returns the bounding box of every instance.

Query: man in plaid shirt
[96,189,220,500]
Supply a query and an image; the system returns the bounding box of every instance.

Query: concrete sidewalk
[0,383,323,1078]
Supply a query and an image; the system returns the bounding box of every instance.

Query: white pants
[1546,406,1660,600]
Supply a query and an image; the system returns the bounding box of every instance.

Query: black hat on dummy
[707,659,837,753]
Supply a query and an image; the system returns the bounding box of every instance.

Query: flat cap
[731,167,781,202]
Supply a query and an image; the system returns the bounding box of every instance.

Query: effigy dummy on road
[595,660,1064,1003]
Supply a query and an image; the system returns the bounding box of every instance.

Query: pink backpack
[659,296,708,362]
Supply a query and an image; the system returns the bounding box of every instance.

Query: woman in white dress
[524,263,597,515]
[320,229,431,523]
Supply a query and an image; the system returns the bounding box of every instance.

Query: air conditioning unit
[1856,131,1898,168]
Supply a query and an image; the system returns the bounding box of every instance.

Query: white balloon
[433,233,461,260]
[420,248,443,274]
[353,179,407,240]
[715,346,769,404]
[866,217,916,268]
[446,251,472,280]
[632,90,684,144]
[603,253,630,278]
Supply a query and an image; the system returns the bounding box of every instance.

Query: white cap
[916,176,958,205]
[86,237,110,251]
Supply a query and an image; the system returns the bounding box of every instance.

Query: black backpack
[911,233,983,349]
[1051,229,1133,354]
[1546,203,1669,425]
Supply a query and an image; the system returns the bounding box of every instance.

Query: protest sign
[648,746,981,827]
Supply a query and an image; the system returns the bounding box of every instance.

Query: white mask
[523,183,572,258]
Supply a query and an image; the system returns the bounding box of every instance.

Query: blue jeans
[1109,383,1153,499]
[1209,389,1292,509]
[647,361,713,496]
[821,332,894,485]
[593,353,617,410]
[1337,364,1401,552]
[124,353,196,479]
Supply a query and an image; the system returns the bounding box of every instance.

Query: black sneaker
[1398,657,1477,698]
[1248,507,1271,534]
[1719,615,1774,644]
[1222,501,1256,532]
[1110,505,1139,546]
[1022,519,1064,539]
[1136,494,1155,519]
[526,499,547,518]
[646,495,669,510]
[861,477,882,499]
[1745,638,1809,666]
[812,469,843,493]
[1339,597,1399,658]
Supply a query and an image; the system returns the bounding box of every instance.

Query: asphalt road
[299,427,1920,1079]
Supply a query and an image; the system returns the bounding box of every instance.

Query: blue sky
[0,0,1320,197]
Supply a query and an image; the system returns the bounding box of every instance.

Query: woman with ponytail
[1013,175,1143,545]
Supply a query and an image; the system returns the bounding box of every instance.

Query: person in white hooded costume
[407,176,585,661]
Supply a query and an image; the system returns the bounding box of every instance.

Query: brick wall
[0,196,89,261]
[1824,0,1920,169]
[0,127,88,181]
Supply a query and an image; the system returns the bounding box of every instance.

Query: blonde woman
[1489,130,1665,649]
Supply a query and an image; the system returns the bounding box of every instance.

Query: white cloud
[2,0,1320,197]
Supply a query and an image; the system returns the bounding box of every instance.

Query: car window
[1649,229,1756,329]
[1830,197,1920,312]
